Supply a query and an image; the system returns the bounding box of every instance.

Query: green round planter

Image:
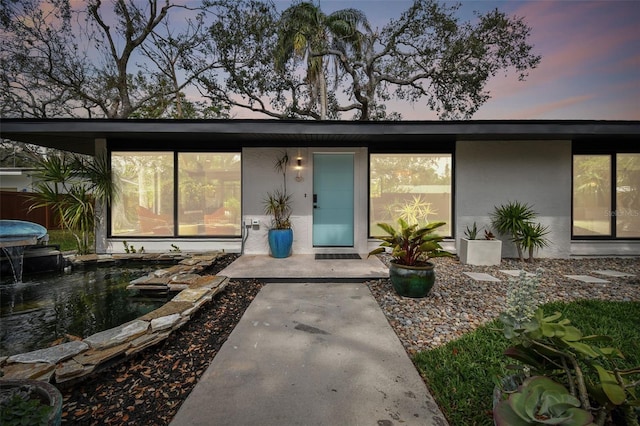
[0,379,63,426]
[389,261,436,298]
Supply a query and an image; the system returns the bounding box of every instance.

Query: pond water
[0,265,167,357]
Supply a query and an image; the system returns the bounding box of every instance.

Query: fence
[0,191,62,229]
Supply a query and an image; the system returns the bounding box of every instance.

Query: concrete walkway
[170,282,448,426]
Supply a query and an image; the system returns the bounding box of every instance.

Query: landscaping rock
[84,320,149,350]
[1,362,56,380]
[368,257,640,355]
[7,341,89,364]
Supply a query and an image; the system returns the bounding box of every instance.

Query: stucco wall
[241,148,313,255]
[242,147,369,255]
[455,140,572,259]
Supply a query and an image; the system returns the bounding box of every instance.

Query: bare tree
[0,0,220,118]
[198,0,307,119]
[325,0,541,120]
[205,0,540,120]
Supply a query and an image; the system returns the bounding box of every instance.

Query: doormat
[315,253,361,260]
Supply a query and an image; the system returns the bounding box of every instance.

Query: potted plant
[369,218,453,298]
[493,270,640,425]
[494,376,595,426]
[0,379,63,426]
[263,152,293,258]
[459,222,502,266]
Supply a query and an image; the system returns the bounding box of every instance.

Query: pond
[0,265,167,357]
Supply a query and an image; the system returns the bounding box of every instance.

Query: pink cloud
[508,95,595,119]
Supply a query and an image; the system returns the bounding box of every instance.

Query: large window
[573,153,639,238]
[178,153,241,237]
[370,154,452,237]
[111,151,241,237]
[111,152,174,236]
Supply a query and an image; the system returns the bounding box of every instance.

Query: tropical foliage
[496,272,640,426]
[29,152,116,254]
[275,2,370,119]
[263,152,293,229]
[369,218,452,266]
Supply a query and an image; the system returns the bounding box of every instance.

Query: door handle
[313,194,318,208]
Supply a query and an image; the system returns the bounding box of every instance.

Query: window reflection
[110,152,241,237]
[111,152,174,236]
[616,154,640,238]
[370,154,452,236]
[178,153,241,237]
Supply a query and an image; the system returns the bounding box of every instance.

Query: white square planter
[459,239,502,266]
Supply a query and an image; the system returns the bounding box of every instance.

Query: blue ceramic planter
[268,228,293,258]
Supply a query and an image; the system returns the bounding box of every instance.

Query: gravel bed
[367,256,640,356]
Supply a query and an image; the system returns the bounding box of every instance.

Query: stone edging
[0,252,229,388]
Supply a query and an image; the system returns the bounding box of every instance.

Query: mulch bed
[60,254,263,425]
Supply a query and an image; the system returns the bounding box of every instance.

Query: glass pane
[616,154,640,238]
[111,152,174,236]
[178,153,241,237]
[370,154,452,236]
[573,155,611,236]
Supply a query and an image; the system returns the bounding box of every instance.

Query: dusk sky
[277,0,640,121]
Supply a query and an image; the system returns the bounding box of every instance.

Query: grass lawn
[413,300,640,426]
[47,229,94,252]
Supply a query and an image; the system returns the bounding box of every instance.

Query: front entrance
[312,153,354,247]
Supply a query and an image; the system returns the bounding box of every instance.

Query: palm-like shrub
[263,189,292,229]
[516,222,550,262]
[29,152,116,254]
[491,201,549,261]
[263,152,293,230]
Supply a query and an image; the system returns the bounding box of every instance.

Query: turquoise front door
[313,153,354,247]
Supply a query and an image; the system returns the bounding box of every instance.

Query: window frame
[368,145,455,239]
[572,142,640,240]
[108,148,242,239]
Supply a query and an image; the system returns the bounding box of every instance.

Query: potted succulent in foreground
[369,219,453,298]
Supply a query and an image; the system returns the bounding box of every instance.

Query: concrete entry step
[219,254,389,282]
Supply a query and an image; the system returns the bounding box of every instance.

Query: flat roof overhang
[1,118,638,156]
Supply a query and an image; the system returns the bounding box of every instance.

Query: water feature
[0,220,52,283]
[0,264,166,357]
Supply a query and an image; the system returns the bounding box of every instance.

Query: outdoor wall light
[295,156,304,182]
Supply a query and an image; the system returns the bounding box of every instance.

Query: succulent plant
[494,376,595,426]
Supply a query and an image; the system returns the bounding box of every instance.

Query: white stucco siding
[455,140,572,259]
[242,147,368,255]
[241,148,307,254]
